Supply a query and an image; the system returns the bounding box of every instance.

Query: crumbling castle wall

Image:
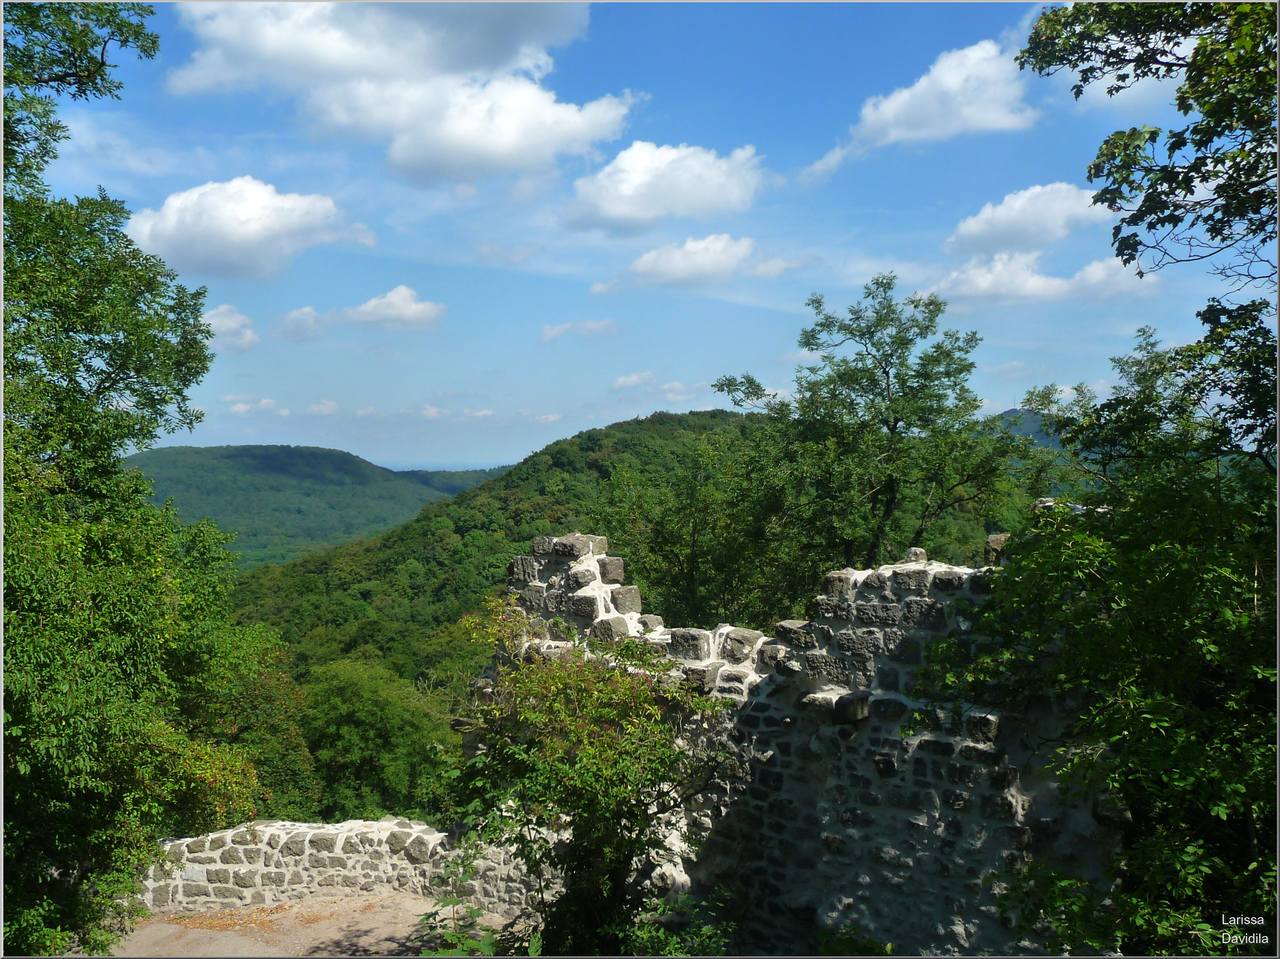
[506,533,1120,955]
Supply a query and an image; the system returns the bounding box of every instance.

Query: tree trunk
[864,475,898,567]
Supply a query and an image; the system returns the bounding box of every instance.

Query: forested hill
[127,445,507,567]
[231,410,750,679]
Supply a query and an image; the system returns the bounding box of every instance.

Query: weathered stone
[959,743,1000,765]
[932,569,966,592]
[775,620,817,649]
[900,597,946,629]
[800,652,851,686]
[531,536,555,555]
[568,594,599,619]
[208,834,228,851]
[341,875,360,888]
[871,697,908,722]
[892,566,931,595]
[723,627,763,663]
[554,533,607,557]
[231,829,255,845]
[317,875,337,887]
[668,628,712,661]
[684,661,724,693]
[185,838,207,854]
[404,835,434,864]
[854,604,901,627]
[151,885,172,908]
[638,613,664,633]
[873,753,898,777]
[508,555,540,583]
[188,854,217,865]
[233,870,257,889]
[568,567,597,588]
[834,691,871,723]
[587,615,628,642]
[281,833,308,857]
[220,846,244,864]
[182,883,212,898]
[597,556,625,583]
[342,836,362,854]
[965,713,999,743]
[824,571,856,599]
[836,628,882,658]
[984,533,1011,566]
[903,547,927,563]
[610,585,642,615]
[206,868,231,884]
[266,832,283,849]
[288,870,305,885]
[243,847,262,864]
[887,634,922,665]
[307,854,328,869]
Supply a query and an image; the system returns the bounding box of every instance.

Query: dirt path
[110,891,492,957]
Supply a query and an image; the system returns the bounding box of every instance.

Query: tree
[919,317,1276,954]
[1018,2,1277,290]
[452,599,731,955]
[715,274,1037,570]
[3,5,312,952]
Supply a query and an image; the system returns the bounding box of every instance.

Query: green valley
[127,445,507,567]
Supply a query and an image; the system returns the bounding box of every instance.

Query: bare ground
[109,892,506,957]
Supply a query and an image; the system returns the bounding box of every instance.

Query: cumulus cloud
[946,183,1111,253]
[659,381,697,403]
[228,396,278,415]
[169,4,629,182]
[464,408,494,418]
[203,304,260,353]
[307,399,339,415]
[539,319,617,342]
[280,306,323,341]
[420,405,445,419]
[804,40,1036,179]
[355,406,377,417]
[536,413,562,423]
[127,176,370,277]
[613,371,655,389]
[936,251,1158,301]
[346,285,446,330]
[628,234,758,286]
[572,141,764,229]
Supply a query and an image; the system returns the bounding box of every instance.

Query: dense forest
[3,3,1275,957]
[127,444,507,567]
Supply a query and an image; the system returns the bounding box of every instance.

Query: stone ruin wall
[136,817,542,918]
[508,533,1122,955]
[141,531,1121,955]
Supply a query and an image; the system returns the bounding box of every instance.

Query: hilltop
[127,445,507,568]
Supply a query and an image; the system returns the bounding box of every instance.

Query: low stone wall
[140,817,539,918]
[507,534,1120,955]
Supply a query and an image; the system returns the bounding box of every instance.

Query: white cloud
[127,176,370,277]
[659,381,697,403]
[628,234,757,286]
[307,400,339,415]
[346,285,445,330]
[936,251,1158,301]
[465,408,494,418]
[982,360,1029,379]
[536,413,562,423]
[281,305,323,341]
[572,141,764,229]
[613,371,655,389]
[355,406,376,417]
[229,402,252,415]
[203,304,260,353]
[946,183,1111,253]
[803,40,1036,179]
[170,4,629,182]
[276,408,291,417]
[227,395,278,415]
[539,319,617,342]
[420,405,445,419]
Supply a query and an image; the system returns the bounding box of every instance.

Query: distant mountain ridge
[127,445,508,568]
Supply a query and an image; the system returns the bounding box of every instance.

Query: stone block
[775,620,817,649]
[900,597,946,629]
[871,697,908,722]
[233,870,257,889]
[220,847,244,864]
[554,533,607,557]
[683,661,724,693]
[508,555,540,583]
[310,833,337,853]
[892,567,932,595]
[959,743,1000,765]
[288,870,305,885]
[151,885,172,908]
[873,753,898,778]
[834,691,871,723]
[327,855,346,868]
[243,848,262,864]
[281,833,308,857]
[887,634,922,665]
[568,567,597,588]
[341,875,360,888]
[800,652,851,686]
[723,627,763,664]
[404,835,434,864]
[185,838,207,854]
[231,829,256,845]
[668,628,712,661]
[208,834,227,851]
[854,604,901,627]
[266,833,283,850]
[182,883,212,898]
[638,613,664,633]
[932,569,966,592]
[307,854,328,869]
[965,713,999,743]
[824,571,856,599]
[206,868,231,884]
[317,875,337,887]
[342,836,362,854]
[590,615,629,642]
[531,536,555,555]
[836,628,882,658]
[597,556,625,583]
[610,585,642,615]
[568,594,599,619]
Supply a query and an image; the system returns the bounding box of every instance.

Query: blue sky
[44,2,1223,468]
